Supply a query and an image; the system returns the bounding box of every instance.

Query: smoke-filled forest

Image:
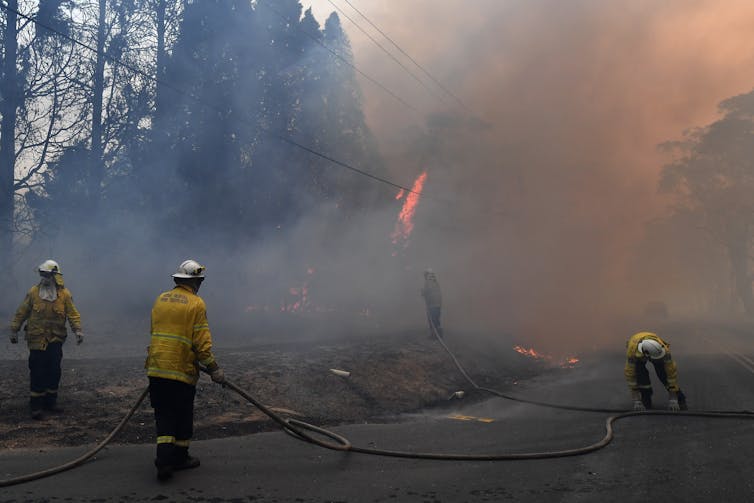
[0,0,414,335]
[4,0,754,351]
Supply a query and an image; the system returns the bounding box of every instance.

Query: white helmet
[424,268,435,277]
[172,259,206,279]
[637,339,666,360]
[38,259,62,275]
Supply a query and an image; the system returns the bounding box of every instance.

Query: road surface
[1,324,753,502]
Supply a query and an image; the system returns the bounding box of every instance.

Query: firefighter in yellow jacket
[9,260,83,419]
[625,331,687,411]
[146,259,225,481]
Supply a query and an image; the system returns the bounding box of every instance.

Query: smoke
[303,0,754,351]
[7,0,754,357]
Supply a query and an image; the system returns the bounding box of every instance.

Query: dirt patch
[0,331,547,449]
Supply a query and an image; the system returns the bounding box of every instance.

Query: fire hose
[2,324,754,487]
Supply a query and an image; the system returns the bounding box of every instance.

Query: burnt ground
[0,330,552,450]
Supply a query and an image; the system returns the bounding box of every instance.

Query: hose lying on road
[0,387,149,488]
[3,326,754,487]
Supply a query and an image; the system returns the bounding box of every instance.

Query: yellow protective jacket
[10,281,82,350]
[624,331,679,392]
[146,285,218,386]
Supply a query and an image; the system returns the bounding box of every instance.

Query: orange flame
[513,345,580,367]
[391,172,427,247]
[561,357,580,368]
[513,345,548,359]
[395,189,405,200]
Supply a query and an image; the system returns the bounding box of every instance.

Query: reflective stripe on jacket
[10,284,81,350]
[624,331,679,392]
[146,285,217,386]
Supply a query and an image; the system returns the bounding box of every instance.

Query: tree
[660,90,754,315]
[1,0,85,267]
[0,0,20,269]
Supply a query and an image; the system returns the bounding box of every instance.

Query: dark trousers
[149,377,196,467]
[634,360,687,408]
[427,306,442,337]
[28,341,63,411]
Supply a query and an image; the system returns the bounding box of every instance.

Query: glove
[75,331,84,345]
[630,390,645,411]
[668,399,680,412]
[210,368,225,384]
[9,330,18,344]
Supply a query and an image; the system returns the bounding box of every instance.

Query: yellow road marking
[448,414,495,423]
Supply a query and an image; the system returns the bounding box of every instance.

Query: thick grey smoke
[7,0,754,359]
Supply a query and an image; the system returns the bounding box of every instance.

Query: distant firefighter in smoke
[9,260,83,420]
[625,331,687,411]
[146,259,226,481]
[421,268,443,338]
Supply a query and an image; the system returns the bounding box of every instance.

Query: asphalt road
[1,325,753,502]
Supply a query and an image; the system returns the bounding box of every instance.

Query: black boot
[155,443,175,481]
[173,445,200,471]
[677,389,688,410]
[43,393,63,414]
[30,395,44,420]
[640,389,653,409]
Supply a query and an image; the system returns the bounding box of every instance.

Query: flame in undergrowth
[562,357,580,368]
[395,189,405,200]
[245,267,369,316]
[513,345,548,359]
[391,171,427,249]
[513,345,580,368]
[245,267,324,313]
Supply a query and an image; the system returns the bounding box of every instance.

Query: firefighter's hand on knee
[210,368,225,384]
[633,400,646,412]
[668,399,680,412]
[8,330,18,344]
[75,331,84,345]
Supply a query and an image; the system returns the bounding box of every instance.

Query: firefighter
[9,260,83,419]
[146,259,225,481]
[625,331,687,411]
[421,268,442,338]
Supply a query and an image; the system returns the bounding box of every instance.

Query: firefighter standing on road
[625,331,687,411]
[146,259,225,481]
[9,260,83,419]
[421,268,442,338]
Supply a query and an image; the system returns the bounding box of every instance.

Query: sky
[298,0,754,350]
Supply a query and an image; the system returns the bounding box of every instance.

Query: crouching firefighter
[9,260,83,419]
[146,259,225,481]
[624,331,687,411]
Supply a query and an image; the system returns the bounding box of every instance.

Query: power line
[0,0,424,197]
[257,0,420,114]
[0,0,506,217]
[338,0,472,115]
[324,0,449,107]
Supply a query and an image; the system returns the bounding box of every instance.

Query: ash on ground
[0,330,549,449]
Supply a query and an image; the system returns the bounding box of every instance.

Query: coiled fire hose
[2,323,754,487]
